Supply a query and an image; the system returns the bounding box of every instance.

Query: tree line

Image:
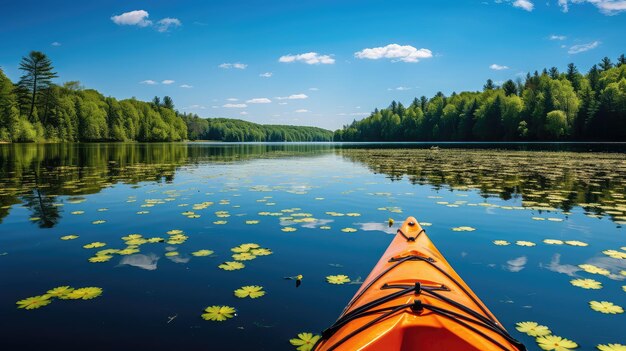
[183,115,333,142]
[0,51,333,143]
[0,52,188,142]
[334,54,626,141]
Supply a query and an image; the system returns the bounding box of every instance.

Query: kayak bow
[314,216,525,351]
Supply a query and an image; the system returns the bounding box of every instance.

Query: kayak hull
[314,216,524,351]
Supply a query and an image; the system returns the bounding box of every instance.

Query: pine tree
[18,51,57,122]
[599,56,613,71]
[549,67,559,79]
[566,63,581,91]
[588,65,600,92]
[152,96,161,108]
[483,79,495,91]
[502,80,518,96]
[163,96,174,109]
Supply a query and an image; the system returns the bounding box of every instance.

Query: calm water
[1,142,625,350]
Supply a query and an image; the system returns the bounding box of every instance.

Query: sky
[1,0,625,130]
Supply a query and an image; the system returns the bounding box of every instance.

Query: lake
[0,142,624,350]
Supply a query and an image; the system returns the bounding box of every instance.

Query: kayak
[313,216,526,351]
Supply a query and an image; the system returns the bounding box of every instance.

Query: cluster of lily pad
[492,239,589,247]
[216,242,273,272]
[202,244,272,322]
[16,286,103,310]
[516,321,578,351]
[78,232,167,263]
[516,321,625,350]
[342,148,626,224]
[326,275,351,285]
[290,332,321,351]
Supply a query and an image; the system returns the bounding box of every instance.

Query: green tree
[163,96,174,109]
[545,110,568,139]
[502,80,518,96]
[0,69,21,141]
[549,67,559,79]
[17,51,58,122]
[599,57,613,71]
[566,63,582,91]
[483,79,495,91]
[473,94,503,140]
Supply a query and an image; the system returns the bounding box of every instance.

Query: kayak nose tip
[404,216,418,227]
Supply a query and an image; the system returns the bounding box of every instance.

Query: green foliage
[1,52,190,142]
[181,116,333,142]
[335,54,626,141]
[545,110,568,138]
[1,52,332,143]
[18,51,58,122]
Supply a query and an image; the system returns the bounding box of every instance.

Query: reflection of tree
[21,189,60,228]
[0,143,336,227]
[338,148,626,222]
[21,152,62,228]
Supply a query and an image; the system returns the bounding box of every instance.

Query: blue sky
[1,0,625,130]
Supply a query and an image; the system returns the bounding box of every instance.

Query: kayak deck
[314,217,525,351]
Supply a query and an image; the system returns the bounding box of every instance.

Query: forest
[3,51,626,143]
[0,51,332,143]
[334,54,626,141]
[183,115,333,141]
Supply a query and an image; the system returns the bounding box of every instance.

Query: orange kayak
[314,217,526,351]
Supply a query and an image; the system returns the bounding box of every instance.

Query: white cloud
[568,41,600,54]
[558,0,626,15]
[140,80,158,85]
[294,109,309,113]
[337,112,369,116]
[278,102,288,105]
[179,84,193,88]
[490,64,509,70]
[111,10,152,27]
[512,0,534,11]
[549,34,567,40]
[279,52,335,65]
[182,104,206,110]
[157,18,181,32]
[240,111,249,115]
[387,86,412,91]
[354,44,433,63]
[51,42,61,47]
[223,103,247,108]
[593,0,626,14]
[276,94,308,100]
[111,10,182,32]
[226,98,239,101]
[246,98,272,104]
[309,87,319,91]
[161,80,175,85]
[259,72,273,78]
[219,62,247,69]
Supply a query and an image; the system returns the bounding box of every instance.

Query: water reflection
[118,254,160,270]
[505,256,528,272]
[541,253,580,276]
[2,142,626,228]
[337,147,626,223]
[0,143,334,228]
